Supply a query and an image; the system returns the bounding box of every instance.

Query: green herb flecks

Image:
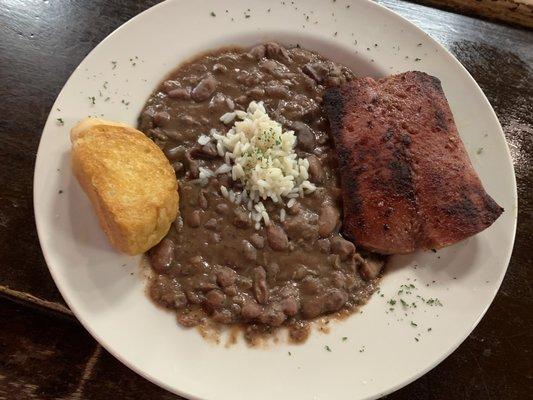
[426,298,443,306]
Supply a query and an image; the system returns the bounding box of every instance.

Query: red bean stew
[138,42,385,342]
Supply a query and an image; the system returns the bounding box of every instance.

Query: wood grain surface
[0,0,531,399]
[416,0,533,28]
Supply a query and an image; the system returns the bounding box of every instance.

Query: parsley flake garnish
[426,298,443,306]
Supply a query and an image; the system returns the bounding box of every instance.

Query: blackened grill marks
[400,133,412,146]
[443,194,479,221]
[342,152,365,230]
[428,75,445,94]
[389,147,415,203]
[324,89,365,231]
[435,109,447,131]
[382,129,393,142]
[482,192,505,220]
[447,185,504,229]
[323,87,344,135]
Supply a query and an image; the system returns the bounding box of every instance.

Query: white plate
[34,0,517,399]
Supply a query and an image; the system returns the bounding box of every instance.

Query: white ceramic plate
[34,1,517,399]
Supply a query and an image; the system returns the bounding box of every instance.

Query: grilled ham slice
[324,71,503,254]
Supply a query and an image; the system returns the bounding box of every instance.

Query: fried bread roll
[70,118,179,255]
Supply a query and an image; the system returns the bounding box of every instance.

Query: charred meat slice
[324,71,503,254]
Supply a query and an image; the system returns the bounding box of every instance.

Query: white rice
[235,110,247,119]
[226,98,235,110]
[214,101,316,226]
[252,211,262,222]
[215,163,232,175]
[287,198,296,208]
[220,185,229,198]
[197,134,211,145]
[261,211,270,226]
[216,142,225,157]
[219,112,236,125]
[198,167,214,180]
[190,178,209,187]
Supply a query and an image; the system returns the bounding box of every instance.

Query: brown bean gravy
[138,42,386,342]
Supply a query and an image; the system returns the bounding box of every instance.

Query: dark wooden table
[1,0,531,398]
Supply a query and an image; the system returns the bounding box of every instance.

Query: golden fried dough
[70,118,179,255]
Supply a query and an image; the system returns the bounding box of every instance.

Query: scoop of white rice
[215,101,316,226]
